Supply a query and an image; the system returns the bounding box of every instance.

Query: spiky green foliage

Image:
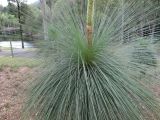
[24,0,160,120]
[132,38,157,67]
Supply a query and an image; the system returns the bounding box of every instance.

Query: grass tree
[24,0,160,120]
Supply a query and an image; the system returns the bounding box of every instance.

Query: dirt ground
[0,67,160,120]
[0,67,32,120]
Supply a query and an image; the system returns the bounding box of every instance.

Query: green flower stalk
[86,0,95,47]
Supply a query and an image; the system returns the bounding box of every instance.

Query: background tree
[0,5,3,12]
[40,0,48,40]
[23,5,42,40]
[7,0,27,48]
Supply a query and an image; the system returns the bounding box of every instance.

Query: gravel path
[0,49,37,58]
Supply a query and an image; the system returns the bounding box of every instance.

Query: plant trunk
[86,0,94,47]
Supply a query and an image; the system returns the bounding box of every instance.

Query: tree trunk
[86,0,94,47]
[16,0,24,49]
[41,0,48,40]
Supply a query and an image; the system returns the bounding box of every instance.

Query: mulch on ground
[0,67,32,120]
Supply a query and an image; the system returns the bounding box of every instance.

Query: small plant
[24,0,160,120]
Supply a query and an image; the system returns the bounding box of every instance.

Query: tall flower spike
[87,0,95,47]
